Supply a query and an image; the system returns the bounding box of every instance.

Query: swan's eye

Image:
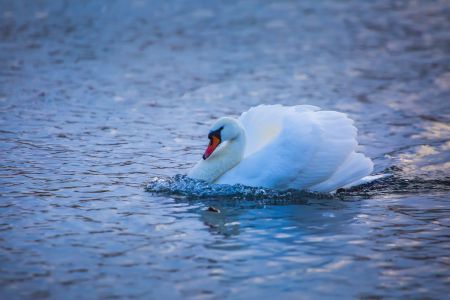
[208,126,223,139]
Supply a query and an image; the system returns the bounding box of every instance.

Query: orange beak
[203,136,221,160]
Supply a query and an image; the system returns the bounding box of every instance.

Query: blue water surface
[0,0,449,299]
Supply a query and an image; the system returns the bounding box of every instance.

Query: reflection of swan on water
[193,197,352,238]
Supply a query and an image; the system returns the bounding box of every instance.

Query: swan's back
[215,105,373,192]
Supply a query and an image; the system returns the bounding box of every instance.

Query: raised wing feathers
[215,105,373,192]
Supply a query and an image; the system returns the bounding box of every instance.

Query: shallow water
[0,0,449,299]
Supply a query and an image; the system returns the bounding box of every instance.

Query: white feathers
[191,104,375,193]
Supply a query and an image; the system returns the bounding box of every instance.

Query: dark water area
[0,0,449,299]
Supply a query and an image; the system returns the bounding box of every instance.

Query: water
[0,0,449,299]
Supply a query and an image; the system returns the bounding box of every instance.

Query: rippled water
[1,0,449,299]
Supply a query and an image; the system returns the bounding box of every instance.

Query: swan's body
[188,105,375,193]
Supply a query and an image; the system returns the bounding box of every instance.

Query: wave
[145,174,329,200]
[145,170,449,200]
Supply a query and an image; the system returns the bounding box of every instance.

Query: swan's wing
[216,107,321,189]
[299,111,373,192]
[285,110,370,191]
[238,104,319,157]
[217,105,373,192]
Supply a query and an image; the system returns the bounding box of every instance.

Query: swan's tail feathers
[308,152,374,193]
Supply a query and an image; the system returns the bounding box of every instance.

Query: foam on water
[146,174,329,200]
[146,170,450,200]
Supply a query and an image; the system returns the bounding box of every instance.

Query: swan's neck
[188,129,245,183]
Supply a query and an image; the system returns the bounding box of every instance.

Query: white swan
[188,105,377,193]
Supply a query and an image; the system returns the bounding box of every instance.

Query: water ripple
[146,174,330,200]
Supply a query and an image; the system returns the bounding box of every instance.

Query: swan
[188,104,378,193]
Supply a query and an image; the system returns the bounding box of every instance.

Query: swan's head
[202,117,242,160]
